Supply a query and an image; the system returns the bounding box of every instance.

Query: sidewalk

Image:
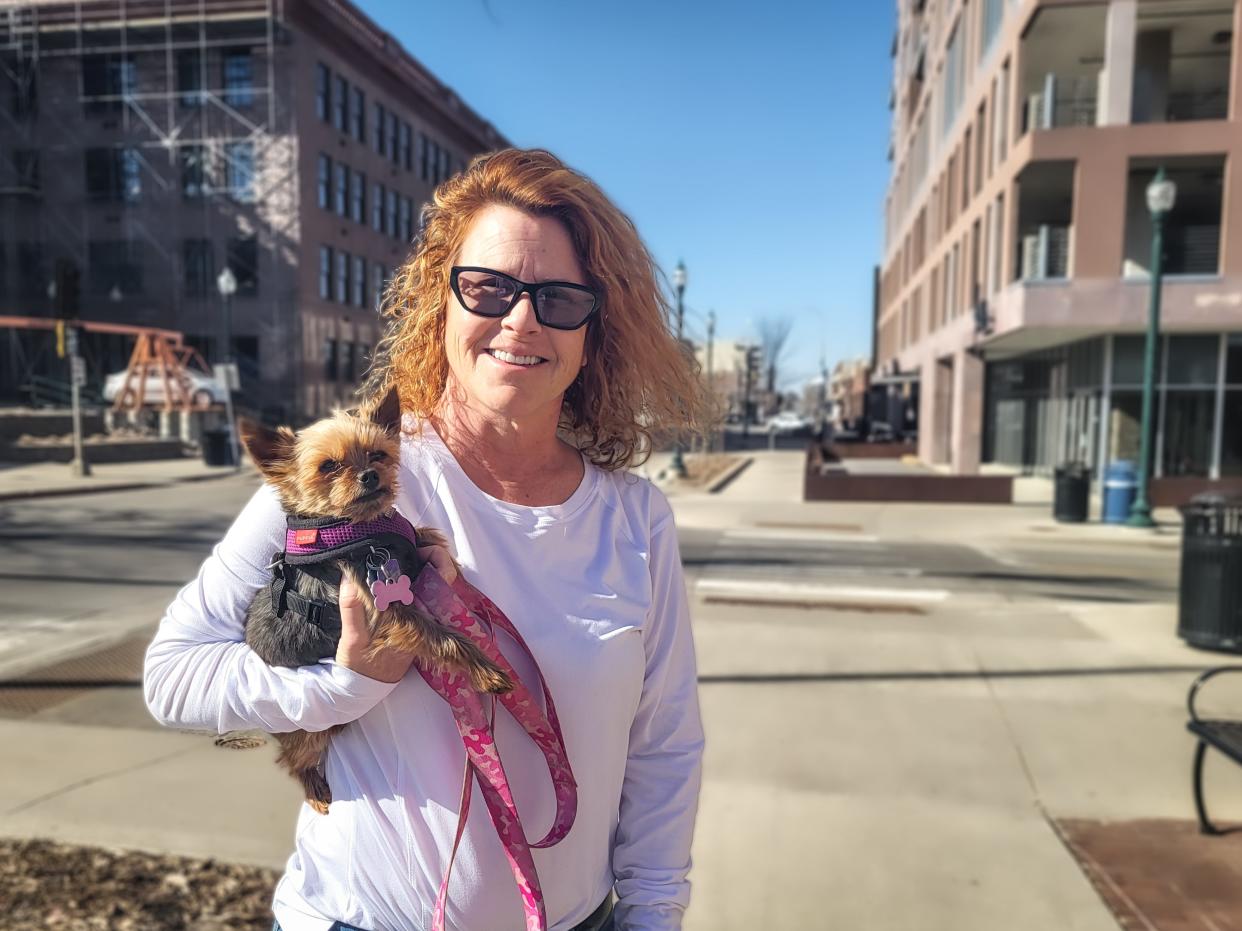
[0,456,243,502]
[665,449,1183,551]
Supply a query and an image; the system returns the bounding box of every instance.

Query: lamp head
[1146,168,1177,216]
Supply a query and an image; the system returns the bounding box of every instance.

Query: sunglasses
[450,266,599,331]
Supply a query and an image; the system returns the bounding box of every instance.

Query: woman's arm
[143,484,398,734]
[611,509,705,931]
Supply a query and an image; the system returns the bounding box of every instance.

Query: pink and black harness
[276,511,578,931]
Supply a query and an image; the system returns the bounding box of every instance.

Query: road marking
[722,528,881,546]
[696,578,949,607]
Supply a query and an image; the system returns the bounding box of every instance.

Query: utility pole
[670,261,688,477]
[706,310,715,453]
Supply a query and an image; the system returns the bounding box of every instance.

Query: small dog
[238,386,512,813]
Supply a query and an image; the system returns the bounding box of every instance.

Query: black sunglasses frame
[450,266,599,331]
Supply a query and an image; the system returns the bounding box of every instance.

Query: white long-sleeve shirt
[143,424,704,931]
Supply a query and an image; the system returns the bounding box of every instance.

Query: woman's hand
[334,576,414,683]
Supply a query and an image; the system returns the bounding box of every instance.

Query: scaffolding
[0,0,295,411]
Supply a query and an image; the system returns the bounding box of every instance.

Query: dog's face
[240,387,403,523]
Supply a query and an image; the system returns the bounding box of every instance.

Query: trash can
[201,427,236,467]
[1102,460,1138,524]
[1178,494,1242,652]
[1053,463,1090,523]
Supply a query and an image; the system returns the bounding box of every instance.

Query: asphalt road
[0,475,1180,679]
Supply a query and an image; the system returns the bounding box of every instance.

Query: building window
[223,50,254,108]
[319,245,333,299]
[16,242,46,300]
[334,162,348,216]
[351,169,366,223]
[14,149,40,192]
[176,50,204,107]
[373,182,385,232]
[351,86,366,142]
[372,262,385,310]
[385,188,397,238]
[318,154,332,209]
[419,133,430,181]
[352,255,365,307]
[324,338,338,380]
[83,54,135,116]
[387,110,399,163]
[341,341,356,382]
[180,144,210,198]
[8,67,36,120]
[226,236,259,296]
[85,147,141,202]
[183,239,214,297]
[373,102,386,155]
[941,20,964,138]
[399,121,412,171]
[316,63,330,122]
[88,240,142,296]
[225,140,255,203]
[400,196,412,242]
[335,250,349,304]
[333,74,348,133]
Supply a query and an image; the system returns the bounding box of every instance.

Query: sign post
[66,326,90,477]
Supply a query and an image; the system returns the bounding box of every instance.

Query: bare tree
[757,315,795,396]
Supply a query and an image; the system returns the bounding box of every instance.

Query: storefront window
[1222,392,1242,476]
[1166,335,1219,386]
[1161,391,1214,477]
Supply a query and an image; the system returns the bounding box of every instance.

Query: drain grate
[0,630,150,718]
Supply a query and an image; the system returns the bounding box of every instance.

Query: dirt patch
[0,838,279,930]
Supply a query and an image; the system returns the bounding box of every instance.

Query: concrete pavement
[0,447,1230,930]
[0,455,242,502]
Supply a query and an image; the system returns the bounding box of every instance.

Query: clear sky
[357,0,895,389]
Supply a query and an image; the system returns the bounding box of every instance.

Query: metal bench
[1187,665,1242,834]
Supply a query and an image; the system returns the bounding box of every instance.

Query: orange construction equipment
[0,316,210,412]
[110,332,216,413]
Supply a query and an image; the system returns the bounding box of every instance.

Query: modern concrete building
[1,0,505,421]
[878,0,1242,501]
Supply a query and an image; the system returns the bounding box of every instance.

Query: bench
[1187,665,1242,834]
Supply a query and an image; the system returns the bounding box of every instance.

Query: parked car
[103,367,227,408]
[765,411,813,436]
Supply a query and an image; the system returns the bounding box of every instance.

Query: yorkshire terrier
[238,386,511,813]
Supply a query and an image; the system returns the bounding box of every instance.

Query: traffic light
[53,258,81,319]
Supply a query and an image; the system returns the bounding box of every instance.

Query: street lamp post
[1127,166,1176,528]
[216,266,240,469]
[670,260,688,478]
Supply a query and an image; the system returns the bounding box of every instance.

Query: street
[0,458,1230,930]
[0,473,1180,683]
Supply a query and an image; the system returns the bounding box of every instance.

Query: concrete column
[1232,0,1242,122]
[1099,0,1136,126]
[950,349,985,475]
[1073,149,1129,278]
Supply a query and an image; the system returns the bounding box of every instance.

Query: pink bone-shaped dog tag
[371,574,414,611]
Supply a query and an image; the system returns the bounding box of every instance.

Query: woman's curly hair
[364,147,707,471]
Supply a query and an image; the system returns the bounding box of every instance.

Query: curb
[0,467,242,503]
[707,456,754,494]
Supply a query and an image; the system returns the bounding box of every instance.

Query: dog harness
[274,510,577,931]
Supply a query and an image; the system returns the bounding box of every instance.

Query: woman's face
[443,203,589,427]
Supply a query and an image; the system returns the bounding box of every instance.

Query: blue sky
[358,0,895,388]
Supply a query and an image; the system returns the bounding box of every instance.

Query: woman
[144,148,707,931]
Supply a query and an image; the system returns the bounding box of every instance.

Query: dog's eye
[318,459,339,474]
[368,451,388,463]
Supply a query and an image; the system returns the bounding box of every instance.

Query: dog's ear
[366,385,402,435]
[238,418,296,480]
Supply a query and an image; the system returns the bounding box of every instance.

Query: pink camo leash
[411,567,578,931]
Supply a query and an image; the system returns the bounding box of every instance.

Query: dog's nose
[359,469,379,490]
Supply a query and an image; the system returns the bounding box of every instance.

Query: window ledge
[1123,274,1224,285]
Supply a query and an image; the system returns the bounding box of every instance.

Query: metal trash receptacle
[1053,463,1090,523]
[1178,494,1242,652]
[201,427,236,467]
[1102,460,1137,524]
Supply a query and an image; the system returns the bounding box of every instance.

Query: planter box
[805,443,1013,504]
